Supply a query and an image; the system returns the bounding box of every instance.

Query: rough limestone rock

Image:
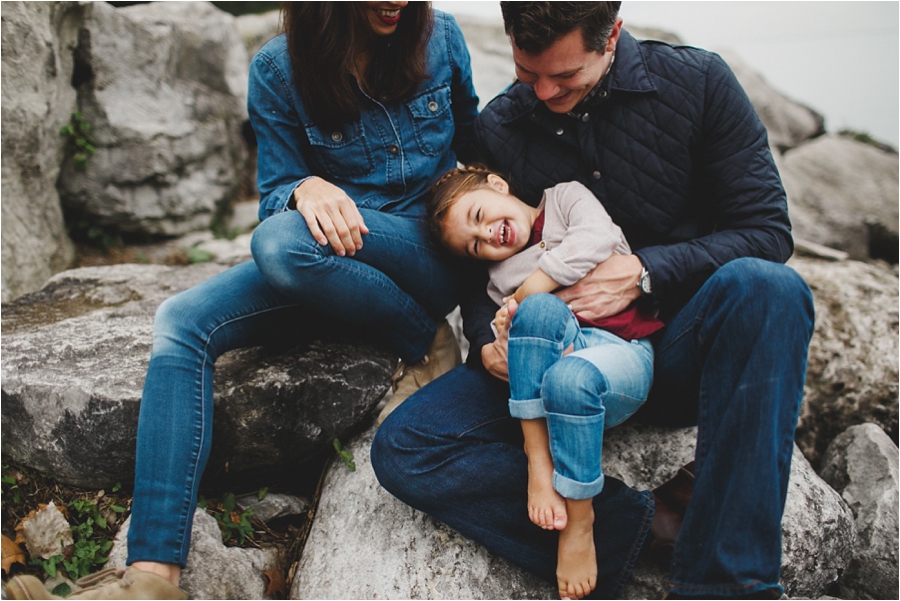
[779,445,857,598]
[1,262,394,489]
[820,423,899,600]
[235,9,281,65]
[782,135,899,262]
[57,1,250,237]
[789,257,899,465]
[1,1,80,302]
[108,509,280,600]
[293,423,855,599]
[716,50,825,153]
[291,424,557,600]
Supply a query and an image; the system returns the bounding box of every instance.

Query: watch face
[640,271,651,294]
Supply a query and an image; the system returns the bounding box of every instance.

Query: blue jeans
[127,209,457,567]
[508,294,653,499]
[372,258,814,598]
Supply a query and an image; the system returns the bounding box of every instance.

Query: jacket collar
[498,29,657,124]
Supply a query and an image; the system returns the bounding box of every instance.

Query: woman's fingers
[294,177,368,256]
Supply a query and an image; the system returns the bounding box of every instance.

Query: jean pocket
[406,85,453,157]
[304,120,374,178]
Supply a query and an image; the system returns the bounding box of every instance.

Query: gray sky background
[434,1,899,148]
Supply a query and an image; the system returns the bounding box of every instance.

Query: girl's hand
[293,177,370,257]
[483,298,518,382]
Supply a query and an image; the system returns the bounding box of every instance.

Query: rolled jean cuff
[508,397,546,420]
[553,470,605,500]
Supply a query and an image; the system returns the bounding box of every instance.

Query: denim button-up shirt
[248,10,479,222]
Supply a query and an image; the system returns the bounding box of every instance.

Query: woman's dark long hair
[282,2,433,129]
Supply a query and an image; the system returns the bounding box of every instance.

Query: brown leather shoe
[645,462,695,567]
[6,568,187,600]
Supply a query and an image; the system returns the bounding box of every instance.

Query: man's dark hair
[500,2,622,55]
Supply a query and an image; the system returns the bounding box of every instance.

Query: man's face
[511,20,622,114]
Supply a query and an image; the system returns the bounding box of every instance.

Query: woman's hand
[556,254,642,321]
[293,177,370,257]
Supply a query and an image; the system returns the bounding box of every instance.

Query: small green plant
[333,438,356,471]
[60,113,97,170]
[186,247,214,264]
[258,487,268,501]
[199,493,255,545]
[2,466,22,504]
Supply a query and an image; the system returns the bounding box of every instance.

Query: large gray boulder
[1,1,80,302]
[820,423,899,600]
[108,509,280,600]
[782,135,899,262]
[235,9,281,65]
[1,261,395,489]
[789,257,899,465]
[57,1,250,237]
[293,423,856,600]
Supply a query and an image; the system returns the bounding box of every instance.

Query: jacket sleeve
[633,53,793,313]
[539,182,627,286]
[454,259,498,370]
[248,52,314,222]
[445,14,480,165]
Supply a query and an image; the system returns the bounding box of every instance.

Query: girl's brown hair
[426,164,505,243]
[282,2,433,130]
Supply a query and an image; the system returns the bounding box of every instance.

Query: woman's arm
[248,49,367,256]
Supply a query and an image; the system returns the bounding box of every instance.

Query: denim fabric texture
[249,12,479,221]
[127,9,478,567]
[373,258,814,598]
[507,294,653,499]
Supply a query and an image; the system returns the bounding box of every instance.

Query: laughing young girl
[427,165,663,600]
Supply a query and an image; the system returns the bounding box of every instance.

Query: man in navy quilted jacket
[373,2,815,598]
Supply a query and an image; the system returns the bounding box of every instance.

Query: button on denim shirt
[248,10,479,223]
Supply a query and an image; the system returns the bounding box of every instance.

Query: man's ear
[487,174,510,194]
[606,17,623,54]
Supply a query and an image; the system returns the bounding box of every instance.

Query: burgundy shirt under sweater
[527,210,664,341]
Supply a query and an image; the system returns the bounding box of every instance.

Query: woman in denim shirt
[10,3,479,598]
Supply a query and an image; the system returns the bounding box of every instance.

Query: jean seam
[456,413,513,439]
[613,489,655,596]
[175,300,307,563]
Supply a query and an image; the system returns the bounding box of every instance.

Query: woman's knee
[251,213,323,288]
[509,293,572,341]
[542,356,607,416]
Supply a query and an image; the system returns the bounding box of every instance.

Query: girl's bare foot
[557,498,597,600]
[526,451,567,530]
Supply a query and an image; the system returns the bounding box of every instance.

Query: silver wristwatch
[637,266,652,295]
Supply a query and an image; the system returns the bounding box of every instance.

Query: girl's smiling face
[440,175,540,261]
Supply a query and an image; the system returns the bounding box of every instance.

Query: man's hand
[293,176,369,257]
[556,254,643,321]
[482,298,518,381]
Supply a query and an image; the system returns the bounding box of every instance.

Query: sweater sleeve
[538,182,630,286]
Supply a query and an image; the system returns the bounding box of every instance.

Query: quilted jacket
[462,29,793,365]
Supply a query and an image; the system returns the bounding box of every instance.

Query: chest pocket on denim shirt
[406,86,453,157]
[303,120,374,178]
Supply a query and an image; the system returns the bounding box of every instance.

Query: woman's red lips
[374,9,401,25]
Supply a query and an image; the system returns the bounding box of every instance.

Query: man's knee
[509,293,572,341]
[712,258,814,326]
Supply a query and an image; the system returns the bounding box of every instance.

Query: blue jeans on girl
[507,294,653,500]
[126,209,458,567]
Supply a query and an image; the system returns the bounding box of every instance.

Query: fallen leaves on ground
[2,534,26,573]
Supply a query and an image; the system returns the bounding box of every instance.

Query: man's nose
[533,78,560,101]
